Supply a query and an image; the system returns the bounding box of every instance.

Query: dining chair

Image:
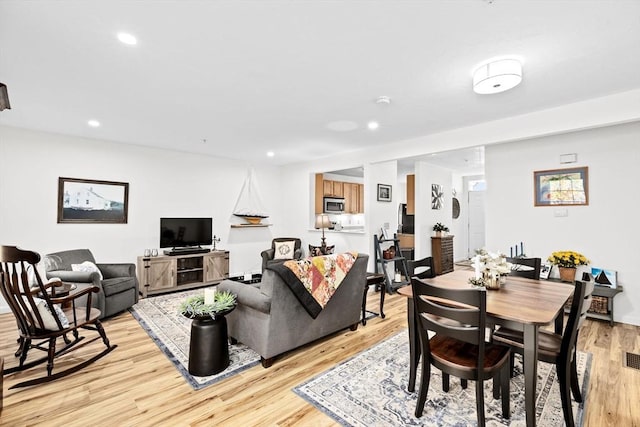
[410,277,511,425]
[407,256,435,280]
[492,280,594,427]
[506,257,542,280]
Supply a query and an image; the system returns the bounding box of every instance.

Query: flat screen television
[160,217,212,249]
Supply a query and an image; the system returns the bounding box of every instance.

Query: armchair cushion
[101,277,137,297]
[25,297,69,330]
[71,261,103,280]
[273,240,296,260]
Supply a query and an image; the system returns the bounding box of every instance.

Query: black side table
[186,306,235,376]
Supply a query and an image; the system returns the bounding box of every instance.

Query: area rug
[294,331,591,426]
[129,288,260,390]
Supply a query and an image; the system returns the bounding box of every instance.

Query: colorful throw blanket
[267,252,358,319]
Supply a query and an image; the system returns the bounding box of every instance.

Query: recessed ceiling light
[87,119,100,127]
[367,121,379,130]
[266,151,275,157]
[117,32,137,45]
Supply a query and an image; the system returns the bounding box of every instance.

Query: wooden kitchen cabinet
[323,180,344,197]
[407,174,415,214]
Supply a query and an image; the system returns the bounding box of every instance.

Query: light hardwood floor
[1,290,639,426]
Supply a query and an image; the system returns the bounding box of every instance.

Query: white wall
[0,126,282,285]
[414,162,453,259]
[485,121,640,325]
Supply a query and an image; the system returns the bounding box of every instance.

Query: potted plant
[432,222,450,237]
[179,290,237,320]
[547,250,590,282]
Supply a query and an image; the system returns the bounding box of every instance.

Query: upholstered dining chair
[492,280,594,427]
[506,257,542,280]
[260,238,302,272]
[0,245,116,389]
[411,277,511,425]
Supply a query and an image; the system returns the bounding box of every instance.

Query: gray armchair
[260,238,303,272]
[43,249,139,319]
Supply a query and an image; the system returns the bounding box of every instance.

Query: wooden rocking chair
[0,245,117,389]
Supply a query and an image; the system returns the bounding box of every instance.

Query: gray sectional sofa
[218,253,368,367]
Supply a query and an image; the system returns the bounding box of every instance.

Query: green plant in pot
[179,290,237,320]
[433,222,449,236]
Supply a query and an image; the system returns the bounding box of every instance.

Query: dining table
[397,269,575,427]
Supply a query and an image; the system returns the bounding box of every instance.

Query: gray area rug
[294,331,591,426]
[130,288,260,390]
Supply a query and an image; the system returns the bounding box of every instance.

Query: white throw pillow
[23,297,70,330]
[71,261,103,280]
[274,241,296,260]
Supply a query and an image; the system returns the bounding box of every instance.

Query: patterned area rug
[129,288,260,390]
[294,331,591,426]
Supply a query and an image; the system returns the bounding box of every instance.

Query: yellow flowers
[547,251,590,268]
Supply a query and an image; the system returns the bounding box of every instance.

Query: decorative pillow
[274,240,296,260]
[308,244,335,257]
[71,261,103,280]
[23,297,70,330]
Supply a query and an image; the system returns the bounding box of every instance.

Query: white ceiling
[1,1,640,166]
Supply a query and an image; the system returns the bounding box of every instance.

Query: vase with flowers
[547,250,590,282]
[433,222,449,237]
[471,248,512,289]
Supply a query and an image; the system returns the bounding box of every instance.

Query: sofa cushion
[71,261,103,280]
[274,240,296,260]
[101,277,136,297]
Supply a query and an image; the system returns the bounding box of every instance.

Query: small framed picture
[539,263,552,279]
[377,184,392,202]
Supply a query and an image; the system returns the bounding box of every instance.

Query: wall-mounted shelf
[230,223,272,228]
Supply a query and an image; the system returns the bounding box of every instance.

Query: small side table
[186,306,235,376]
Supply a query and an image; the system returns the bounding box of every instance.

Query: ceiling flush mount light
[117,32,137,45]
[375,96,391,105]
[367,121,379,130]
[87,119,100,127]
[473,58,522,94]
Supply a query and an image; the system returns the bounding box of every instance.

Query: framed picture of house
[377,184,392,202]
[534,167,588,206]
[57,177,129,223]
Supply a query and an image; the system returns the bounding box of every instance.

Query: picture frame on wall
[534,166,589,206]
[377,184,392,202]
[57,177,129,224]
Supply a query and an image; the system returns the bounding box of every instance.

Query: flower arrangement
[473,248,512,275]
[547,251,590,268]
[179,290,236,319]
[433,222,449,232]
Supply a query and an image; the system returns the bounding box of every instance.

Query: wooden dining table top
[397,269,575,326]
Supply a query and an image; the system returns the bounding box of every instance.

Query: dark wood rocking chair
[0,245,117,389]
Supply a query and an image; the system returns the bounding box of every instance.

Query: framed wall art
[431,184,444,209]
[57,177,129,223]
[534,167,588,206]
[377,184,392,202]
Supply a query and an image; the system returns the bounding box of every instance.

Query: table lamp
[315,214,332,253]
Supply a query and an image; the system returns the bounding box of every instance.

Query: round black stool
[187,307,235,376]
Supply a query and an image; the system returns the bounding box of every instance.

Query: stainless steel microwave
[323,197,345,213]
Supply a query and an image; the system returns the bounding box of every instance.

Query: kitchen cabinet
[407,174,415,214]
[314,174,364,214]
[323,180,344,197]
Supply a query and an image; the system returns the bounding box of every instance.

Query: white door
[468,191,486,258]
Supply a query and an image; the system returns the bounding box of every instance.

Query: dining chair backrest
[412,278,486,349]
[407,257,435,280]
[562,280,594,357]
[506,257,541,280]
